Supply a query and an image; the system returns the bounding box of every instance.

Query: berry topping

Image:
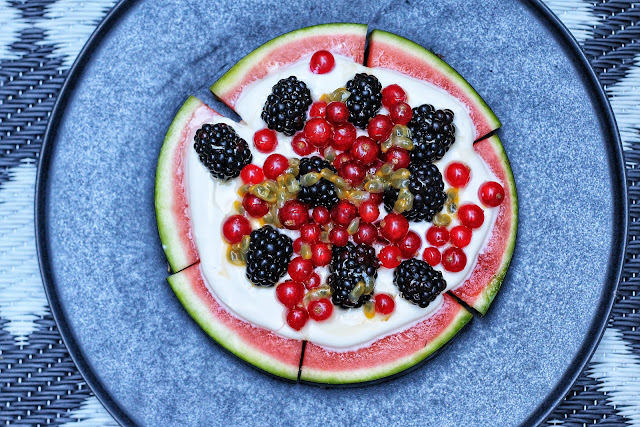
[426,226,449,247]
[339,160,366,186]
[458,204,484,229]
[374,294,395,315]
[331,200,358,226]
[246,226,293,287]
[240,164,264,185]
[479,181,505,207]
[389,102,412,125]
[291,132,314,156]
[381,84,407,109]
[378,245,402,268]
[253,128,278,153]
[276,280,305,307]
[311,242,332,266]
[397,230,422,258]
[345,73,382,128]
[278,200,310,230]
[300,223,321,243]
[326,102,349,124]
[445,162,471,188]
[379,213,409,243]
[394,259,446,308]
[262,76,312,136]
[308,298,334,321]
[354,223,378,245]
[305,272,321,290]
[330,123,357,151]
[297,156,339,209]
[408,104,456,164]
[367,114,394,141]
[222,215,252,244]
[422,247,441,266]
[329,225,349,247]
[242,193,269,218]
[193,123,252,180]
[329,243,379,309]
[309,101,327,118]
[304,117,333,147]
[312,206,331,225]
[350,136,380,165]
[288,257,313,282]
[263,154,289,180]
[286,306,309,330]
[442,247,467,272]
[358,200,380,223]
[450,225,472,248]
[310,50,335,74]
[383,147,410,170]
[333,152,354,169]
[293,237,304,253]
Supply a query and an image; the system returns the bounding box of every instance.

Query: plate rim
[34,1,628,426]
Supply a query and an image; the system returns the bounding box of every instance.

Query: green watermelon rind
[155,96,205,273]
[367,29,501,139]
[210,23,367,106]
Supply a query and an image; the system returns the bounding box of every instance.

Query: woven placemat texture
[0,0,638,425]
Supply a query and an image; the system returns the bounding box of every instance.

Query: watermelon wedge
[168,263,305,380]
[366,29,501,141]
[451,135,518,314]
[210,23,368,110]
[300,294,472,384]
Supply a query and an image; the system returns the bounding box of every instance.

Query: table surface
[1,0,639,425]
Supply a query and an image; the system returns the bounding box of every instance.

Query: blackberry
[297,156,339,209]
[193,123,252,180]
[328,243,379,309]
[394,259,446,308]
[245,226,293,287]
[384,162,446,222]
[261,76,312,136]
[408,104,456,163]
[345,73,382,128]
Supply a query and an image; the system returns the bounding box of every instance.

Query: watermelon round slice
[155,96,219,273]
[451,135,518,314]
[210,23,368,111]
[366,29,501,141]
[168,263,305,380]
[300,293,472,384]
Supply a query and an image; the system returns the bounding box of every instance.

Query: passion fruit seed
[288,158,300,167]
[299,172,321,186]
[347,190,369,205]
[377,162,395,177]
[446,188,460,213]
[348,281,366,303]
[276,188,287,208]
[433,213,452,227]
[391,135,414,150]
[238,184,250,197]
[305,285,332,302]
[347,217,360,235]
[364,180,386,193]
[324,146,337,162]
[234,201,245,214]
[364,300,376,319]
[392,124,411,138]
[240,235,251,252]
[320,168,336,180]
[391,168,410,182]
[265,180,278,193]
[330,175,351,190]
[329,88,350,103]
[285,164,299,176]
[300,243,313,260]
[381,139,393,153]
[320,230,330,242]
[227,246,246,266]
[394,188,414,213]
[363,275,376,295]
[269,204,282,227]
[249,184,276,203]
[284,174,300,193]
[390,177,409,190]
[335,187,348,200]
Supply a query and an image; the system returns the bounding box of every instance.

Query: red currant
[389,102,412,125]
[312,206,330,225]
[333,152,354,170]
[378,245,402,268]
[367,114,393,141]
[380,213,409,243]
[278,200,310,230]
[242,193,269,218]
[366,159,385,176]
[445,162,471,188]
[326,102,349,124]
[263,154,288,180]
[288,257,313,282]
[381,84,407,109]
[397,230,422,258]
[350,136,380,165]
[330,123,357,151]
[311,242,332,266]
[240,164,264,185]
[276,280,305,307]
[310,50,335,74]
[292,132,314,156]
[479,181,505,207]
[442,247,467,272]
[253,128,278,153]
[426,226,449,247]
[329,225,349,247]
[293,237,304,253]
[368,192,383,205]
[354,222,378,245]
[330,200,358,226]
[450,225,472,248]
[358,200,380,223]
[309,101,327,118]
[286,306,309,331]
[222,215,251,244]
[308,298,333,321]
[383,147,410,170]
[458,204,484,229]
[305,272,321,290]
[304,118,333,147]
[374,294,395,315]
[422,247,441,266]
[339,160,366,186]
[300,223,321,243]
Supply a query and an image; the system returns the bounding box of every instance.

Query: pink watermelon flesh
[168,263,304,381]
[366,29,501,141]
[210,23,367,110]
[300,293,472,384]
[451,135,518,314]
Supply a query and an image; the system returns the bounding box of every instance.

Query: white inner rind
[185,54,497,351]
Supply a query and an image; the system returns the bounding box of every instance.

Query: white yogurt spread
[185,54,497,350]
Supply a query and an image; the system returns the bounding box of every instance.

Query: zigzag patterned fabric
[0,0,638,425]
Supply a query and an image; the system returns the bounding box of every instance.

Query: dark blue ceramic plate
[36,0,626,425]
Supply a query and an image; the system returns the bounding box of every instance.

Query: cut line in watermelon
[450,135,518,314]
[366,29,501,141]
[210,23,368,111]
[168,263,305,381]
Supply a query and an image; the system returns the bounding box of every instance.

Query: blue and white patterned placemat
[0,1,638,425]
